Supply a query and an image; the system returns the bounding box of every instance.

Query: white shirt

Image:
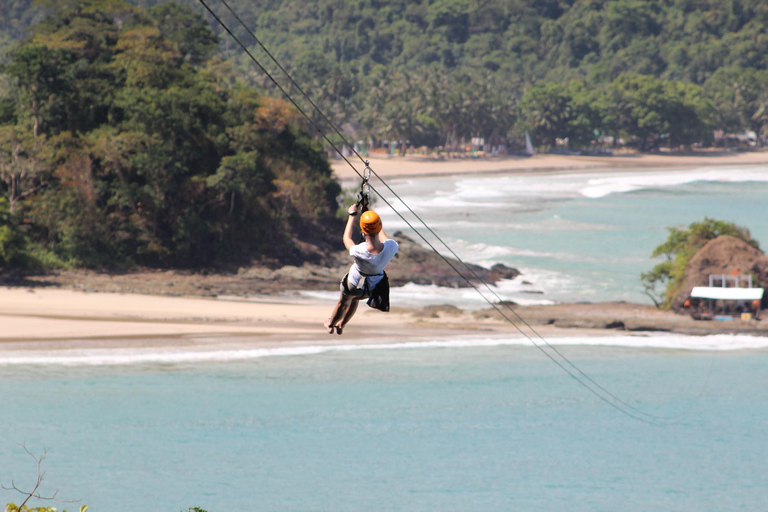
[347,239,399,289]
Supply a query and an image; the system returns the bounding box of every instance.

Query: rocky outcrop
[672,235,768,311]
[385,232,520,288]
[469,301,768,335]
[28,232,522,297]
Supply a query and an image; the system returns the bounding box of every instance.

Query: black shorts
[340,273,372,298]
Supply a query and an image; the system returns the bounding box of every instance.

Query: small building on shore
[687,274,764,320]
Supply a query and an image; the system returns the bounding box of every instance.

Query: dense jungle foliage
[1,0,768,269]
[179,0,768,151]
[0,0,341,269]
[4,0,768,152]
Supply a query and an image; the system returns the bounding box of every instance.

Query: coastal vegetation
[4,505,88,512]
[4,503,206,512]
[0,0,340,270]
[191,0,768,151]
[1,0,768,271]
[641,218,761,308]
[3,0,768,152]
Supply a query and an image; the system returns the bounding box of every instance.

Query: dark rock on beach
[13,233,521,296]
[470,301,768,335]
[385,232,520,288]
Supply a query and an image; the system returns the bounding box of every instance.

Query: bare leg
[326,293,354,334]
[335,298,360,334]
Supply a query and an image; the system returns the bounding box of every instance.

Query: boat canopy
[690,287,764,301]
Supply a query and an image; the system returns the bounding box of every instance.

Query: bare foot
[323,318,335,334]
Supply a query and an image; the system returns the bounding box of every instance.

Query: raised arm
[377,229,390,243]
[343,204,358,250]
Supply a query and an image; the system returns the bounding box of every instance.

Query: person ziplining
[200,0,670,423]
[324,206,398,335]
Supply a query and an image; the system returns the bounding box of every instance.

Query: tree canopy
[193,0,768,149]
[0,0,340,269]
[2,0,768,271]
[5,0,768,150]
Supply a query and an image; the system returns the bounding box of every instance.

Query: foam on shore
[382,166,768,214]
[2,333,766,366]
[579,166,768,198]
[300,276,560,309]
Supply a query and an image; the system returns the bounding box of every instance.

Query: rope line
[196,0,364,181]
[199,0,663,424]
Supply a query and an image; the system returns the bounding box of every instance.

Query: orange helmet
[360,210,382,234]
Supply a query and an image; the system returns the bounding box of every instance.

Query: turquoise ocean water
[2,165,768,511]
[380,165,768,307]
[2,347,767,511]
[307,165,768,308]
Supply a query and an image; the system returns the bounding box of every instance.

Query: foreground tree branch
[1,443,80,510]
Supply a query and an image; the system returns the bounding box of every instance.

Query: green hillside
[188,0,768,150]
[1,0,767,270]
[0,0,340,270]
[4,0,768,150]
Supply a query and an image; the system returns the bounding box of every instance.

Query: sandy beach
[0,286,549,365]
[0,286,517,344]
[331,150,768,182]
[7,285,687,344]
[0,287,424,344]
[2,151,768,359]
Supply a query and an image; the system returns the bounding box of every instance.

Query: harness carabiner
[356,161,374,242]
[357,160,372,212]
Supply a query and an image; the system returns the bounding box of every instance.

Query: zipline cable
[219,1,678,424]
[199,0,664,424]
[201,0,659,424]
[208,0,663,423]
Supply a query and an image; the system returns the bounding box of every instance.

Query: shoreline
[331,150,768,183]
[1,288,766,364]
[3,153,768,357]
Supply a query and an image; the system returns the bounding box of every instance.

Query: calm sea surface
[2,165,768,511]
[1,347,767,511]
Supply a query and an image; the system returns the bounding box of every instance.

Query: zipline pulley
[357,160,372,214]
[356,161,373,242]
